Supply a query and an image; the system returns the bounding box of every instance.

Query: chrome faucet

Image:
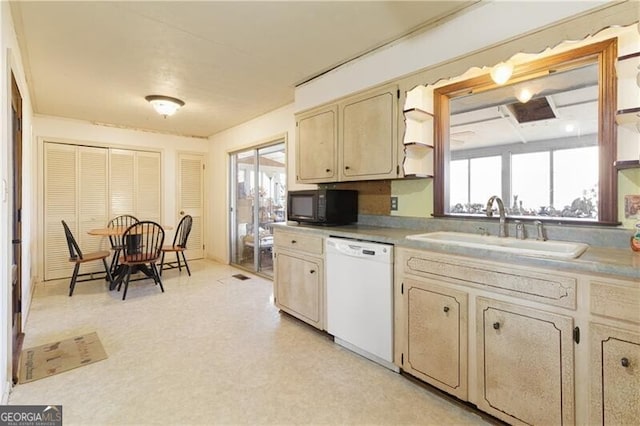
[486,195,507,237]
[534,220,547,241]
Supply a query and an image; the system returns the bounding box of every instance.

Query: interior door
[177,153,204,259]
[11,74,24,383]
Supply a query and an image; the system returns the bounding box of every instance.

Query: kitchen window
[450,145,598,218]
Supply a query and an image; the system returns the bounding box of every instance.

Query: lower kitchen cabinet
[273,250,324,329]
[590,323,640,425]
[402,277,468,399]
[476,297,575,426]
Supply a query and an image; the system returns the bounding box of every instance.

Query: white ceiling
[11,1,476,138]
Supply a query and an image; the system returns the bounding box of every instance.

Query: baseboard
[1,380,11,404]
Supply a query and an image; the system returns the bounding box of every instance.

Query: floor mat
[18,332,108,384]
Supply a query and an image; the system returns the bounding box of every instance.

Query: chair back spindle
[108,214,139,250]
[62,220,83,260]
[173,215,193,248]
[122,221,164,263]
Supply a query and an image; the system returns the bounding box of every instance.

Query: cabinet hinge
[573,326,580,344]
[397,89,400,99]
[203,164,205,170]
[401,353,404,365]
[396,165,400,175]
[401,283,404,294]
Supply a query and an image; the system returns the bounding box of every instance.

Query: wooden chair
[118,221,165,300]
[160,215,193,276]
[62,220,113,296]
[107,214,139,274]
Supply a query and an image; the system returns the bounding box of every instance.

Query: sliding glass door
[230,141,286,277]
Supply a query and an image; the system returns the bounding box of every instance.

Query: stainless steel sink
[405,231,588,259]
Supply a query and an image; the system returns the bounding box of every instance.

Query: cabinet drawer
[590,279,640,324]
[401,249,577,309]
[274,230,323,255]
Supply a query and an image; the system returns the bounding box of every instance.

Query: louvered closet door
[110,149,136,217]
[44,143,77,280]
[177,153,204,259]
[78,147,109,273]
[136,151,161,223]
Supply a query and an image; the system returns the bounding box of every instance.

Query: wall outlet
[390,196,398,211]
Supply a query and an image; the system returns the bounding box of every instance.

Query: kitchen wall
[1,0,34,402]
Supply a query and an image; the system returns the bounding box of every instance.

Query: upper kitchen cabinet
[339,84,398,181]
[295,84,399,184]
[296,105,338,183]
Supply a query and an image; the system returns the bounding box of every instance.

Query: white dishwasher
[325,237,397,372]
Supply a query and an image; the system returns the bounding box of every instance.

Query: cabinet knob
[345,166,350,170]
[443,306,450,313]
[309,270,316,274]
[326,169,331,173]
[621,357,630,368]
[291,240,297,244]
[493,322,500,330]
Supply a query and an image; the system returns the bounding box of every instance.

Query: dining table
[87,224,173,290]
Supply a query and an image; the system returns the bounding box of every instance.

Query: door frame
[228,135,287,277]
[10,72,24,384]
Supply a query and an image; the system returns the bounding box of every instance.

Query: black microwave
[287,189,358,225]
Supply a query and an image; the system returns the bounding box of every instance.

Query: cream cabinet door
[296,105,338,183]
[339,84,398,181]
[403,278,468,400]
[476,297,575,426]
[590,323,640,425]
[274,250,323,329]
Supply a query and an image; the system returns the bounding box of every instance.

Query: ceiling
[11,1,477,138]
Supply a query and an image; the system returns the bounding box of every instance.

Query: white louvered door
[136,151,161,223]
[110,149,136,217]
[78,147,109,273]
[44,143,78,280]
[44,143,162,281]
[177,153,204,259]
[109,149,161,222]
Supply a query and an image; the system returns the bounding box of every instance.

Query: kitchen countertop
[273,223,640,280]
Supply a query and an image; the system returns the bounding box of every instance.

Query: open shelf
[403,107,433,122]
[614,160,640,170]
[402,143,434,177]
[616,107,640,132]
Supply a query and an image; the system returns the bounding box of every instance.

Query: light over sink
[406,231,588,259]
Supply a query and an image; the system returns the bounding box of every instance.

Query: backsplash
[358,214,634,250]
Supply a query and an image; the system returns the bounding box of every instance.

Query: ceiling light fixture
[145,95,185,117]
[490,62,514,85]
[516,88,534,103]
